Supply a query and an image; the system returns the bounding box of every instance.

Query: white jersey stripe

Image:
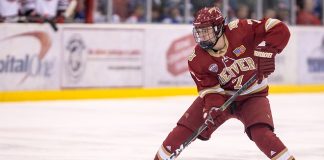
[157,145,174,160]
[199,85,225,98]
[272,149,294,160]
[226,78,268,96]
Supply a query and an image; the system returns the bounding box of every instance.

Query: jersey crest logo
[228,19,239,30]
[208,63,218,73]
[233,45,246,57]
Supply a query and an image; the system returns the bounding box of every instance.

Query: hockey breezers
[168,74,257,160]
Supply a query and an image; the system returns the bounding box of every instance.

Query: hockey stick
[19,16,58,32]
[168,74,258,159]
[44,18,58,32]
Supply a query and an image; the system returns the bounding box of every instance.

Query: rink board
[1,24,324,102]
[1,85,324,102]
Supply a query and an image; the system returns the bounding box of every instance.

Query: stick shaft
[169,74,257,159]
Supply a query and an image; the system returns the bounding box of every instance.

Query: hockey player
[154,6,294,160]
[34,0,60,19]
[20,0,36,16]
[0,0,20,22]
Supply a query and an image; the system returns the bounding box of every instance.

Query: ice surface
[0,93,324,160]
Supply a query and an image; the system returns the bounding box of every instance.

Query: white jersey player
[20,0,36,15]
[0,0,20,22]
[58,0,70,12]
[35,0,59,18]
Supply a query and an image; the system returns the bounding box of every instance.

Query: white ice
[0,93,324,160]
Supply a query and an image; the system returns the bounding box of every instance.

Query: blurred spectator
[73,0,94,23]
[0,0,20,22]
[276,1,290,24]
[113,0,129,22]
[264,8,277,19]
[0,0,322,25]
[190,0,215,14]
[58,0,70,13]
[74,0,86,22]
[35,0,59,19]
[226,7,236,22]
[153,0,185,23]
[57,0,72,23]
[111,14,121,23]
[297,0,321,25]
[190,0,222,23]
[128,0,146,10]
[94,0,107,23]
[125,5,145,23]
[96,0,107,14]
[263,0,279,10]
[20,0,36,17]
[313,0,322,19]
[152,5,163,23]
[162,6,183,23]
[236,4,250,19]
[18,0,77,23]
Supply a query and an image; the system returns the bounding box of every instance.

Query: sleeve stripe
[199,85,225,98]
[157,145,172,160]
[265,18,281,32]
[271,148,294,160]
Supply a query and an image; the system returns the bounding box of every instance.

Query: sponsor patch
[208,63,218,73]
[233,45,246,57]
[254,51,273,58]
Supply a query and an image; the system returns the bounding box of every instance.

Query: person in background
[276,1,290,24]
[297,0,321,25]
[72,0,94,23]
[20,0,36,17]
[0,0,20,22]
[236,4,250,19]
[125,4,145,23]
[93,0,107,23]
[152,5,163,23]
[190,0,216,14]
[313,0,322,20]
[162,6,183,24]
[57,0,77,23]
[264,8,277,19]
[74,0,86,22]
[112,0,129,23]
[34,0,59,19]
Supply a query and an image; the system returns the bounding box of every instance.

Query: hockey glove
[203,106,224,129]
[254,46,278,84]
[202,93,227,129]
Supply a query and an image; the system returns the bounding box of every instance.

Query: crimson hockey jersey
[188,18,290,108]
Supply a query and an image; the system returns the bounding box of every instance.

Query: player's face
[193,26,217,49]
[194,26,216,42]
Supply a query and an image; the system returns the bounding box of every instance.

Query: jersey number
[232,75,244,89]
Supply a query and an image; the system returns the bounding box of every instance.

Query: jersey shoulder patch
[228,19,239,30]
[188,49,196,61]
[188,45,202,62]
[227,19,253,32]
